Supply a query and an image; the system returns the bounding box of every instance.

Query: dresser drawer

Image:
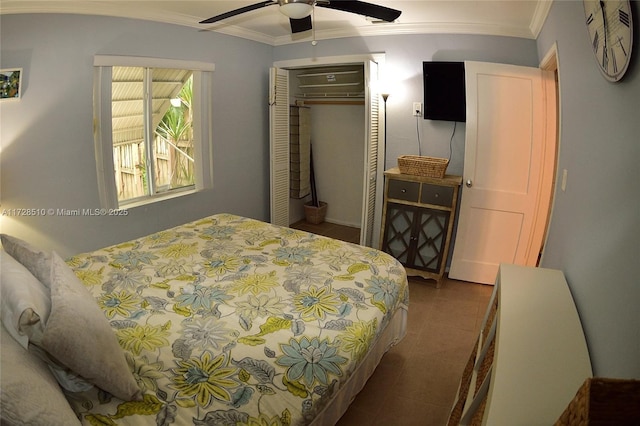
[388,179,420,202]
[421,184,454,207]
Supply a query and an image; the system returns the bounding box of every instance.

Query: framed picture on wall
[1,68,23,100]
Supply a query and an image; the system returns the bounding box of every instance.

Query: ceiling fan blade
[318,1,401,22]
[200,1,276,24]
[290,16,313,33]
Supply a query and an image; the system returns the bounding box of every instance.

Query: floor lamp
[381,93,389,168]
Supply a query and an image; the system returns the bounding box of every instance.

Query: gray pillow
[1,234,142,401]
[0,250,50,349]
[1,234,51,287]
[0,324,82,426]
[34,252,143,402]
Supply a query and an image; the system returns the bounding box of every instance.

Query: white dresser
[448,264,593,425]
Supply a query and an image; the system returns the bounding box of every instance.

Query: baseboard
[324,217,360,229]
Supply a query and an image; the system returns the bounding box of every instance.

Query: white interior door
[360,60,380,247]
[449,61,556,284]
[269,67,289,226]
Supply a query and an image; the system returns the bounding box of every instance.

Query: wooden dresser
[448,264,593,425]
[380,167,462,287]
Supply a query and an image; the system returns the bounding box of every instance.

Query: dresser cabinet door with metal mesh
[380,168,462,287]
[383,202,450,272]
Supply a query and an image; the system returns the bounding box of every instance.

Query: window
[94,56,214,208]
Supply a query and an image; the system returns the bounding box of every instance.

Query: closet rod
[301,100,365,106]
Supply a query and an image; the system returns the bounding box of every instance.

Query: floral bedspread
[65,214,409,426]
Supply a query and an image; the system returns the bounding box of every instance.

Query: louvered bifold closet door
[269,67,290,226]
[360,60,379,246]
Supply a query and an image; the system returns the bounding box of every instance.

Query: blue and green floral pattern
[65,214,408,425]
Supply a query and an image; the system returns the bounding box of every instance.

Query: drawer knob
[466,179,473,188]
[401,189,407,193]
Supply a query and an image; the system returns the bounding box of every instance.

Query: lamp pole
[381,93,389,169]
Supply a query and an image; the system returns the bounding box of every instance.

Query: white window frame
[93,55,214,209]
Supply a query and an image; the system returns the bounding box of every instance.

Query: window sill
[119,187,197,210]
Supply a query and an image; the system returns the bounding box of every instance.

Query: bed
[1,213,408,426]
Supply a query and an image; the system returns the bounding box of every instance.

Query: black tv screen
[423,62,466,122]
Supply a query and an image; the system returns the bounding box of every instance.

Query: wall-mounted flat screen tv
[423,61,466,122]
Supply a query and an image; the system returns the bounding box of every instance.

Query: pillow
[0,249,92,393]
[0,324,82,426]
[0,235,142,401]
[33,252,143,402]
[0,234,52,287]
[0,250,50,349]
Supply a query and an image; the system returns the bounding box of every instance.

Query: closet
[269,59,381,247]
[289,66,365,229]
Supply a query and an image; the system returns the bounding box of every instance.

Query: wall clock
[583,0,634,82]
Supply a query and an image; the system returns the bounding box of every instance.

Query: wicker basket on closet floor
[304,202,327,225]
[397,155,448,178]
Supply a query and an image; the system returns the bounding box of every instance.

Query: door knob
[466,179,473,188]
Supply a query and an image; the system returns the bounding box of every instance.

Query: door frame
[272,53,386,248]
[537,42,561,266]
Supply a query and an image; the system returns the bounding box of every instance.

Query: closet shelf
[295,65,364,100]
[294,92,364,99]
[297,70,360,78]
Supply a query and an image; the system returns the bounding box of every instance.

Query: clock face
[583,0,634,82]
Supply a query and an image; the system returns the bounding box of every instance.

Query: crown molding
[0,2,200,29]
[530,0,554,38]
[201,26,277,46]
[2,1,548,47]
[272,21,536,46]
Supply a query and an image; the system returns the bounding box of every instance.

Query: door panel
[360,60,379,247]
[449,61,555,284]
[475,75,534,194]
[269,67,289,227]
[462,209,523,262]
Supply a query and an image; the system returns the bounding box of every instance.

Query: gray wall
[273,34,539,177]
[2,6,638,379]
[309,104,365,227]
[0,14,273,257]
[536,1,640,379]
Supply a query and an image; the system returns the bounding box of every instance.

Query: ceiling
[1,1,552,46]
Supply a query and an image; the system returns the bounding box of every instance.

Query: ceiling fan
[200,0,402,34]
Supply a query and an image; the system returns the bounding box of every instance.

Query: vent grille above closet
[295,65,364,99]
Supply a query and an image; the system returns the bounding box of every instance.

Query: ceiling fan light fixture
[279,1,313,19]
